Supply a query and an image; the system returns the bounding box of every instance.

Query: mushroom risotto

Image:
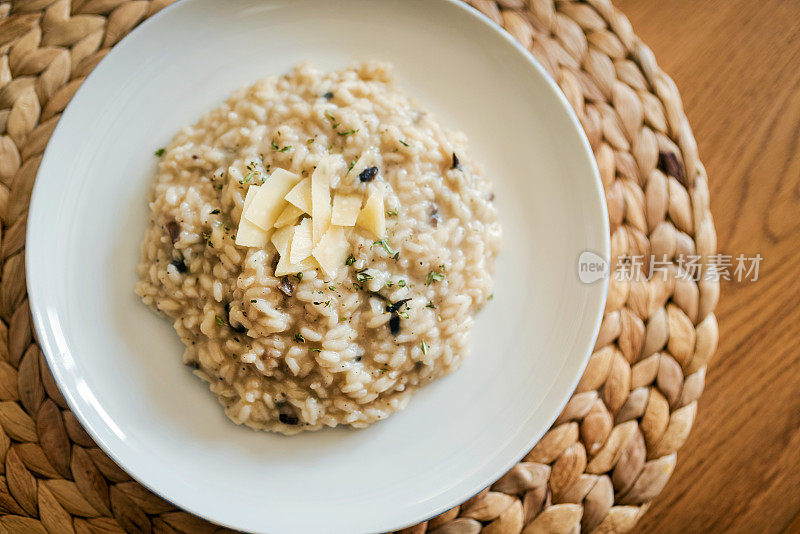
[136,62,502,433]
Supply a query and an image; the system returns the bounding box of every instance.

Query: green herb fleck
[345,255,356,266]
[420,340,428,355]
[398,280,407,288]
[215,315,226,326]
[347,160,356,174]
[295,333,305,342]
[426,270,445,285]
[271,140,292,153]
[251,299,258,303]
[356,269,373,283]
[399,139,410,147]
[310,348,321,352]
[324,110,339,128]
[386,209,399,217]
[398,311,409,319]
[374,239,398,259]
[295,272,304,281]
[328,285,336,291]
[338,129,358,136]
[488,293,494,301]
[154,148,165,157]
[353,282,363,290]
[385,281,394,287]
[306,138,315,145]
[214,183,223,190]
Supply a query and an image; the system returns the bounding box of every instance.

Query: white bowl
[26,0,609,532]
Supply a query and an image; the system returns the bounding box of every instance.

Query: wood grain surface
[614,0,800,532]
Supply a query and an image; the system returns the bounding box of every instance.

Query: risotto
[136,62,502,433]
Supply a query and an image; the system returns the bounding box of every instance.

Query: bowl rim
[25,0,610,532]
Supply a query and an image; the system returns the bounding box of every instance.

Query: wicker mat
[0,0,718,532]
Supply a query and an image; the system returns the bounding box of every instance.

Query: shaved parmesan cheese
[312,226,350,278]
[284,177,312,214]
[271,225,295,254]
[235,186,268,247]
[274,204,303,228]
[272,224,316,276]
[356,185,386,238]
[289,218,313,264]
[312,156,336,245]
[245,168,301,230]
[331,194,362,226]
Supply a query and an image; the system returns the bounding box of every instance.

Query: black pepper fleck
[359,166,379,182]
[166,220,180,244]
[389,315,401,335]
[170,258,188,273]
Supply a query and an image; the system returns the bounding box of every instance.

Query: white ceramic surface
[26,1,609,532]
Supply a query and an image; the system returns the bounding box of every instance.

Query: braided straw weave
[0,0,718,532]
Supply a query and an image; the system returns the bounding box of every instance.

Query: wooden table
[613,0,800,532]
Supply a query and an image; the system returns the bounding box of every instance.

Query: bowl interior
[26,0,608,532]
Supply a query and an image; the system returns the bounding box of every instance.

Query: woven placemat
[0,0,718,532]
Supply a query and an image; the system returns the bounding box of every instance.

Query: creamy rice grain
[136,62,502,434]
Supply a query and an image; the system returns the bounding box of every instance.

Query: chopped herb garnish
[214,183,223,190]
[488,293,494,300]
[295,272,303,281]
[426,301,436,309]
[451,153,461,169]
[310,348,321,352]
[328,285,336,291]
[251,299,258,303]
[386,281,394,287]
[426,270,445,285]
[356,268,373,282]
[374,239,397,258]
[347,160,356,174]
[324,110,339,128]
[323,91,334,99]
[271,140,292,153]
[215,315,226,326]
[353,282,363,290]
[398,311,409,319]
[345,255,356,266]
[306,138,315,145]
[359,166,378,182]
[338,129,358,136]
[295,333,305,342]
[210,209,220,214]
[420,340,429,355]
[385,298,411,314]
[154,148,165,157]
[399,139,409,147]
[386,209,399,217]
[240,171,256,184]
[398,280,407,288]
